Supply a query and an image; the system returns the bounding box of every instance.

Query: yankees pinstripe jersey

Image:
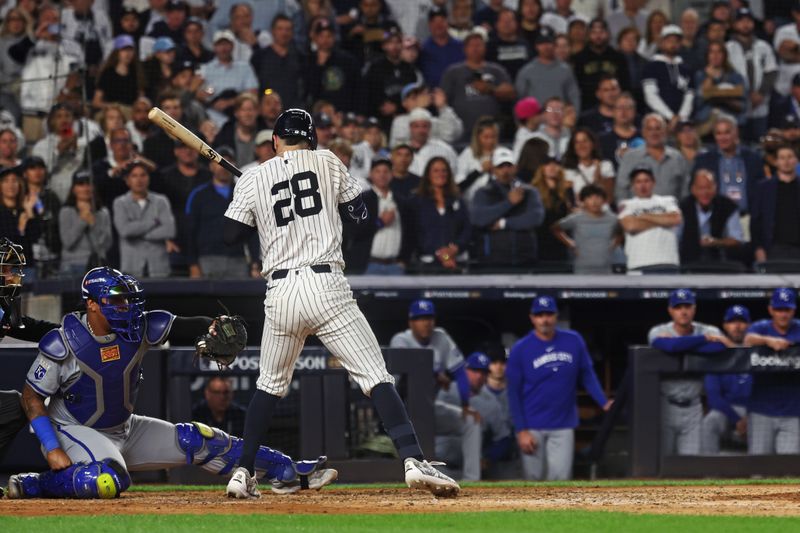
[224,149,362,274]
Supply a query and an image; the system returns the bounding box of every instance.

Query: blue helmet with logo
[81,267,145,343]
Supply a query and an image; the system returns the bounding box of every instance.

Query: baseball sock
[370,382,424,461]
[239,390,280,476]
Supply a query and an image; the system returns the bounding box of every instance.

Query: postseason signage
[684,347,800,373]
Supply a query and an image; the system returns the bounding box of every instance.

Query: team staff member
[506,296,611,481]
[648,289,731,456]
[700,305,753,455]
[743,288,800,455]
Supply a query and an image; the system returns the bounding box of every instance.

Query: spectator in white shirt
[407,107,458,177]
[389,82,464,147]
[456,117,499,202]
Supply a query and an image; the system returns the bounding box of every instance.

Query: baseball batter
[223,109,460,498]
[6,267,336,499]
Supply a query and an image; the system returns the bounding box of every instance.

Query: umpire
[506,296,610,481]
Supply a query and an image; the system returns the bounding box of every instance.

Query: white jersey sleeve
[224,169,258,226]
[333,152,363,205]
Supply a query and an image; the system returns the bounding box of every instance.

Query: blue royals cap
[409,299,435,319]
[669,288,696,307]
[771,288,797,309]
[724,305,751,323]
[465,352,490,372]
[530,295,558,314]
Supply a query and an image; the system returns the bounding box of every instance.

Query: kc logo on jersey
[33,364,48,380]
[100,345,121,363]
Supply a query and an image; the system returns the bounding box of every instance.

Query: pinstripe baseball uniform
[224,148,394,397]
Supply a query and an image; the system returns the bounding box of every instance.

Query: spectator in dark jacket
[692,115,764,215]
[212,93,261,169]
[402,157,470,271]
[571,19,630,111]
[751,146,800,264]
[0,166,40,280]
[305,18,360,113]
[469,147,544,268]
[251,14,306,110]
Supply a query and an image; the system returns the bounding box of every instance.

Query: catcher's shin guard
[9,459,130,499]
[176,422,235,467]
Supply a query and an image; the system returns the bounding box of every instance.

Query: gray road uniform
[389,327,465,376]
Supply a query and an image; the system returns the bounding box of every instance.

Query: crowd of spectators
[2,0,800,278]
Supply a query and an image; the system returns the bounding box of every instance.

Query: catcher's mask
[0,238,25,326]
[81,267,145,343]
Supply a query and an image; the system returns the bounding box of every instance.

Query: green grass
[1,511,799,533]
[127,478,800,492]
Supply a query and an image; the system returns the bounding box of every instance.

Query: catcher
[6,266,336,499]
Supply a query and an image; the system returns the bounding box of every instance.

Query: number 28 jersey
[224,149,361,275]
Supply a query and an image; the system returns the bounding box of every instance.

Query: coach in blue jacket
[691,115,764,215]
[506,296,611,481]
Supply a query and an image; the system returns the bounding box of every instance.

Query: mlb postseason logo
[100,345,121,363]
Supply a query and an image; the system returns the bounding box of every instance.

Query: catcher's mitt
[195,315,247,368]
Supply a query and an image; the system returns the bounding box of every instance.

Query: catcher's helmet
[0,238,25,304]
[273,108,317,150]
[82,267,145,343]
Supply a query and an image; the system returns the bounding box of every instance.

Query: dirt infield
[2,484,800,517]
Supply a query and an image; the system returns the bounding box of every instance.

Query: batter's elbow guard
[339,196,368,225]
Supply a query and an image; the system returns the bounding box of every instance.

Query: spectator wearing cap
[572,19,630,111]
[113,160,176,278]
[768,74,800,143]
[772,2,800,96]
[343,158,404,275]
[419,6,465,87]
[58,171,112,277]
[242,129,275,172]
[674,119,700,166]
[149,0,189,44]
[725,8,777,142]
[606,0,648,45]
[486,7,531,80]
[693,114,764,216]
[389,142,420,202]
[169,60,208,132]
[507,295,610,480]
[338,0,398,64]
[291,0,337,53]
[744,288,800,455]
[437,351,512,480]
[456,118,499,202]
[197,30,259,108]
[618,166,682,273]
[515,27,581,113]
[553,184,621,274]
[186,145,254,279]
[22,156,60,274]
[177,17,214,66]
[313,111,336,150]
[93,35,144,114]
[31,104,87,203]
[251,14,306,110]
[389,82,464,148]
[700,305,753,455]
[648,289,730,456]
[360,27,421,128]
[751,145,800,264]
[615,113,690,201]
[351,118,389,187]
[599,92,643,171]
[213,93,260,168]
[528,97,571,160]
[440,30,516,144]
[406,108,458,177]
[0,166,41,279]
[577,74,621,135]
[485,347,511,430]
[117,6,143,41]
[61,0,113,77]
[677,168,746,269]
[470,146,545,269]
[511,97,542,163]
[693,42,748,133]
[642,25,694,129]
[143,36,178,101]
[304,18,360,112]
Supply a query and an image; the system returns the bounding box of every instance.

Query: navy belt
[667,398,699,408]
[271,264,331,280]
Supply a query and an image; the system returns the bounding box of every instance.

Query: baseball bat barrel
[147,107,242,177]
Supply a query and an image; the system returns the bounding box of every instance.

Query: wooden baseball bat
[147,107,242,177]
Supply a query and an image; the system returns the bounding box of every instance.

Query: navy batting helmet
[273,108,317,150]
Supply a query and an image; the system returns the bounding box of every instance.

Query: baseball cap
[401,82,425,101]
[313,112,333,128]
[492,147,515,167]
[514,97,541,121]
[530,295,557,314]
[465,352,490,372]
[153,36,176,52]
[342,112,360,126]
[734,7,755,21]
[167,0,188,12]
[659,24,682,40]
[428,5,447,21]
[669,288,696,307]
[383,26,401,42]
[185,16,204,30]
[72,170,92,185]
[113,34,135,50]
[255,129,274,146]
[407,107,432,124]
[364,117,381,130]
[371,157,392,170]
[771,288,797,309]
[724,305,751,323]
[409,299,435,319]
[172,59,194,76]
[213,30,236,44]
[313,18,334,35]
[536,26,556,44]
[215,145,236,160]
[465,26,489,43]
[23,155,46,170]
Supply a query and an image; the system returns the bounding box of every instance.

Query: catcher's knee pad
[176,422,234,465]
[253,444,295,482]
[34,459,130,499]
